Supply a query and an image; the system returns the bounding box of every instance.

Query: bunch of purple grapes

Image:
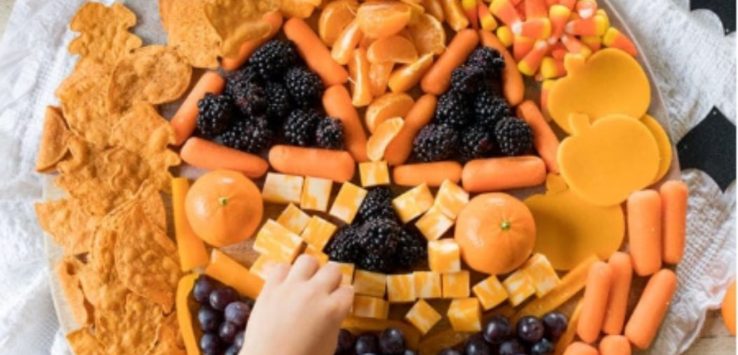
[193,275,254,355]
[438,312,568,355]
[336,327,417,355]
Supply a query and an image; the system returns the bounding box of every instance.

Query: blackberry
[473,90,510,127]
[197,93,235,138]
[467,47,506,78]
[225,66,262,96]
[264,82,292,125]
[356,218,401,272]
[435,90,472,129]
[230,80,267,117]
[248,40,298,80]
[315,117,345,150]
[411,124,459,162]
[284,66,324,108]
[283,109,320,147]
[459,124,496,162]
[326,225,362,263]
[356,187,396,223]
[360,254,394,273]
[495,116,534,156]
[219,117,272,154]
[450,64,485,94]
[393,226,427,270]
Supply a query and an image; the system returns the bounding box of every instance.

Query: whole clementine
[455,193,536,275]
[185,170,263,247]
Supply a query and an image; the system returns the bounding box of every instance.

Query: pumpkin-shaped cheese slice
[640,114,673,183]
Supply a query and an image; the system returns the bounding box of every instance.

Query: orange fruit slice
[357,1,413,39]
[367,117,405,161]
[331,19,363,65]
[349,47,373,107]
[367,35,419,64]
[281,0,320,18]
[319,0,358,47]
[365,92,415,132]
[409,13,447,55]
[387,53,434,93]
[369,62,394,97]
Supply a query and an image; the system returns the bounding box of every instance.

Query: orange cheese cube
[330,262,355,285]
[300,216,337,250]
[503,269,536,306]
[354,270,387,297]
[443,271,471,298]
[276,203,311,234]
[428,239,461,273]
[262,173,304,204]
[253,220,304,263]
[250,255,281,280]
[521,253,561,297]
[300,176,333,212]
[405,299,442,334]
[392,184,434,223]
[387,274,416,303]
[415,206,454,241]
[447,298,482,332]
[353,295,389,319]
[414,271,442,299]
[359,161,391,187]
[433,180,469,219]
[329,182,368,224]
[473,275,509,310]
[303,245,329,265]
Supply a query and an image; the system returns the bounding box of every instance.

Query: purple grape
[438,349,462,355]
[224,345,240,355]
[224,301,252,327]
[542,312,568,341]
[531,338,554,355]
[198,305,221,332]
[498,339,525,355]
[210,287,238,310]
[516,316,545,343]
[379,328,406,354]
[336,329,355,353]
[465,336,492,355]
[193,275,216,303]
[355,333,379,354]
[483,315,512,344]
[403,350,417,355]
[234,331,245,349]
[200,332,221,352]
[219,321,239,343]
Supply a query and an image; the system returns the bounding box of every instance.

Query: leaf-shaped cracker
[69,3,142,66]
[36,106,71,173]
[35,198,99,255]
[168,0,222,68]
[204,0,278,58]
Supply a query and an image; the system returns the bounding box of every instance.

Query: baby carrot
[323,85,369,162]
[284,18,348,86]
[516,100,559,172]
[221,11,283,71]
[602,252,633,335]
[563,342,598,355]
[171,72,225,145]
[393,161,463,187]
[479,30,524,106]
[599,335,631,355]
[180,137,269,178]
[172,178,209,272]
[577,261,612,344]
[462,156,546,192]
[624,269,677,349]
[420,29,479,95]
[268,145,356,182]
[385,95,437,166]
[660,180,688,264]
[627,190,662,276]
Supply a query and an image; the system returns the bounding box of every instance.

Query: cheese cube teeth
[473,276,508,310]
[300,177,332,212]
[329,182,368,224]
[406,299,442,334]
[262,173,304,204]
[428,239,461,273]
[392,184,434,223]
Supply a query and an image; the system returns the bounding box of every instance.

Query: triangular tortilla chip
[36,106,71,173]
[56,257,92,326]
[204,0,277,58]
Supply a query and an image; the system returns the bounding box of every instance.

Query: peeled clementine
[349,47,373,107]
[357,1,412,39]
[319,0,358,47]
[367,117,405,161]
[365,92,415,132]
[369,62,394,97]
[367,35,419,64]
[408,13,446,55]
[185,170,263,247]
[387,53,434,93]
[455,193,536,275]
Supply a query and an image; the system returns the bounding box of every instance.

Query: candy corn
[463,0,479,29]
[575,0,598,19]
[558,0,576,10]
[478,3,498,31]
[548,4,571,42]
[550,41,567,60]
[490,0,522,26]
[540,56,566,79]
[526,0,548,18]
[580,35,602,51]
[518,40,549,76]
[513,35,536,60]
[561,35,592,57]
[603,27,638,56]
[512,18,552,39]
[497,26,514,47]
[565,14,607,36]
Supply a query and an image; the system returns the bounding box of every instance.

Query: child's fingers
[311,262,343,292]
[287,255,320,282]
[329,285,355,321]
[263,263,290,290]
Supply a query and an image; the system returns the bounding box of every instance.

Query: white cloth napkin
[0,0,733,354]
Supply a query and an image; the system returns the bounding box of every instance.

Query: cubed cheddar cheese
[521,253,561,298]
[413,271,442,299]
[502,269,536,306]
[330,262,355,285]
[250,255,281,280]
[386,274,416,303]
[353,295,389,319]
[300,177,332,212]
[262,173,304,204]
[447,298,482,332]
[300,216,337,250]
[353,270,387,297]
[329,182,368,224]
[405,299,442,335]
[442,271,470,298]
[433,180,469,220]
[428,239,461,273]
[359,161,391,187]
[276,203,311,234]
[303,245,329,265]
[392,184,434,223]
[472,275,509,310]
[253,220,304,263]
[415,206,454,241]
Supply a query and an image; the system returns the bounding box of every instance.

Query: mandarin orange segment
[281,0,319,18]
[319,0,358,47]
[367,35,419,65]
[365,92,415,132]
[387,53,434,93]
[369,62,394,97]
[331,19,363,65]
[348,47,373,107]
[367,117,405,161]
[409,13,447,55]
[357,1,413,39]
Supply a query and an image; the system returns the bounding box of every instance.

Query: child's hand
[241,255,355,355]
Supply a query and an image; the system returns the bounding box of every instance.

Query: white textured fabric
[0,1,733,354]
